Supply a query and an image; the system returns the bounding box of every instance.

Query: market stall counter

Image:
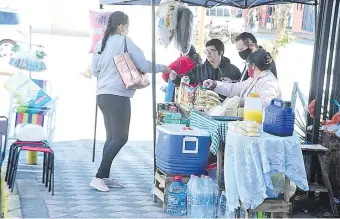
[224,122,309,217]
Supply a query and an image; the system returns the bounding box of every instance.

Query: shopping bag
[113,37,150,89]
[4,72,51,107]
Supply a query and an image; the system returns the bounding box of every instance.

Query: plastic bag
[174,4,193,55]
[156,0,178,48]
[4,72,51,107]
[266,172,296,199]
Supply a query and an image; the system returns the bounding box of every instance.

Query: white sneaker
[90,177,109,192]
[104,178,124,188]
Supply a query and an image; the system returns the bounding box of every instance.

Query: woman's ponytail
[98,11,129,54]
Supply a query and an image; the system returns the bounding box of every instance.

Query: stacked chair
[0,116,9,171]
[5,139,55,195]
[5,79,58,195]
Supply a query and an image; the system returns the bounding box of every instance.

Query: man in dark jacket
[235,32,277,81]
[172,39,241,86]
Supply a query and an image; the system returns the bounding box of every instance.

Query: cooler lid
[157,124,210,137]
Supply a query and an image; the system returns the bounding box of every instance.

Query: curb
[1,166,23,219]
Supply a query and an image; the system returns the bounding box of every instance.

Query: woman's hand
[203,79,216,89]
[169,70,177,80]
[164,66,172,74]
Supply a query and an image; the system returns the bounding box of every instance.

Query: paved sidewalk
[13,140,171,218]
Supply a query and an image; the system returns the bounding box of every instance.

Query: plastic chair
[5,140,55,195]
[7,79,58,143]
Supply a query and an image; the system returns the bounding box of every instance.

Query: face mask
[238,48,252,60]
[121,28,129,36]
[248,66,255,78]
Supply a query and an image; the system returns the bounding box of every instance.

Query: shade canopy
[100,0,317,8]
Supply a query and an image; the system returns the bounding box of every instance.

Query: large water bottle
[202,176,215,218]
[218,191,227,218]
[167,176,187,216]
[191,176,203,218]
[187,175,195,217]
[208,178,219,217]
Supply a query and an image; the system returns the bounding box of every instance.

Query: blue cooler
[156,124,211,175]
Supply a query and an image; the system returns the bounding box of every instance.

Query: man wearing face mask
[235,32,277,81]
[170,39,241,87]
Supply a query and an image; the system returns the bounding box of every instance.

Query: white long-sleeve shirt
[214,70,281,108]
[91,34,166,98]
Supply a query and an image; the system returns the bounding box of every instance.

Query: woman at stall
[202,50,281,108]
[162,45,202,84]
[90,11,172,192]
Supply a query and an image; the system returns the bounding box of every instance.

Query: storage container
[156,124,211,175]
[244,93,263,124]
[263,99,295,137]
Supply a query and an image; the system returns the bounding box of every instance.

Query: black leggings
[96,94,131,179]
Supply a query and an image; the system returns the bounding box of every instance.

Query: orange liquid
[244,110,263,124]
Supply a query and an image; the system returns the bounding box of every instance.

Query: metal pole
[92,100,98,162]
[311,0,333,144]
[307,0,324,141]
[151,0,157,180]
[29,25,32,79]
[322,0,339,121]
[330,3,340,117]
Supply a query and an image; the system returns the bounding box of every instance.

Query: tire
[0,39,16,58]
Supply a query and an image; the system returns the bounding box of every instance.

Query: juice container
[244,93,263,124]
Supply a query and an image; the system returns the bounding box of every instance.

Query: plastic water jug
[263,99,295,137]
[165,80,175,102]
[190,176,203,218]
[187,175,195,217]
[244,93,263,124]
[167,176,187,216]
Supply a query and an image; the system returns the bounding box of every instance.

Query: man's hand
[169,70,177,80]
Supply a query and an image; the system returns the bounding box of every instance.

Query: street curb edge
[1,166,23,219]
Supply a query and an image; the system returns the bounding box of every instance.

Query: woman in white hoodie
[203,50,281,108]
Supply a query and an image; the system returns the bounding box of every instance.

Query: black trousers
[96,94,131,179]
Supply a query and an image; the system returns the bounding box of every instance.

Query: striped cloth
[189,111,228,155]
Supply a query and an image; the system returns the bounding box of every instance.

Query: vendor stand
[97,0,338,217]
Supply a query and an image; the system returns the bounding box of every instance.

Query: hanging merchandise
[173,3,194,55]
[9,44,47,72]
[88,10,112,53]
[156,0,178,48]
[4,72,51,108]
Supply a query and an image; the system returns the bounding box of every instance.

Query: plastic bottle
[167,176,187,216]
[244,93,263,124]
[202,176,215,218]
[218,191,227,218]
[208,177,219,217]
[190,176,202,218]
[187,175,195,217]
[165,79,175,102]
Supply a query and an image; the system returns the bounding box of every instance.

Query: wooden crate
[153,168,190,212]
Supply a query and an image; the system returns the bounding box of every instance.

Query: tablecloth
[224,124,309,211]
[188,111,227,155]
